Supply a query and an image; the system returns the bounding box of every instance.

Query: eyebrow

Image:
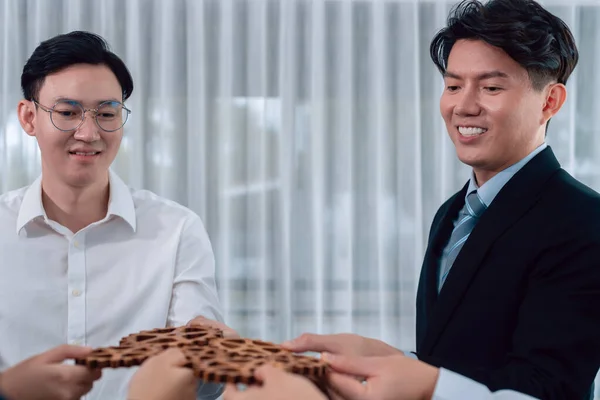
[51,96,122,105]
[443,70,510,80]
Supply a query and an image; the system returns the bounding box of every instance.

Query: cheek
[104,134,123,154]
[36,132,67,156]
[485,99,522,130]
[439,96,453,121]
[486,93,540,128]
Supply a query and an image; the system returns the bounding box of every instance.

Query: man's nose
[72,113,101,142]
[454,90,481,116]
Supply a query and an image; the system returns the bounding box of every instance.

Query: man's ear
[541,83,567,125]
[17,100,37,137]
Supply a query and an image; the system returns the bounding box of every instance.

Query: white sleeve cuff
[432,369,538,400]
[432,368,495,400]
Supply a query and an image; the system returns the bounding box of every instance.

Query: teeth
[458,126,487,136]
[73,152,98,156]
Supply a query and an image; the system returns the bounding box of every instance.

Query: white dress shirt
[434,369,538,400]
[0,170,224,400]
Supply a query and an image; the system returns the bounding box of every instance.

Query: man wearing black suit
[283,1,600,399]
[413,1,600,398]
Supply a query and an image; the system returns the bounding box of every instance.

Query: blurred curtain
[1,0,600,394]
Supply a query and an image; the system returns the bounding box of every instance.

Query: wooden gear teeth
[207,338,292,357]
[181,346,297,385]
[74,324,329,387]
[119,325,223,348]
[74,345,163,368]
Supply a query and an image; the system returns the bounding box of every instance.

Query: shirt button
[71,340,81,345]
[72,289,82,297]
[73,240,80,248]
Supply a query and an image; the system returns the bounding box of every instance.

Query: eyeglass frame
[32,99,131,132]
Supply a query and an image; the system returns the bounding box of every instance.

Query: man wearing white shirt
[0,30,232,399]
[224,354,537,400]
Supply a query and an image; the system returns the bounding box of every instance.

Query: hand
[325,353,440,400]
[281,333,401,358]
[187,316,240,338]
[0,344,101,400]
[223,365,326,400]
[128,348,198,400]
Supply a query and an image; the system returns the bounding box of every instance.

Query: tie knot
[466,191,486,217]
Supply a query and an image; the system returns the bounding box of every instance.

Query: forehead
[38,64,122,104]
[446,39,528,82]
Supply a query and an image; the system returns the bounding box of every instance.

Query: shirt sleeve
[168,214,226,399]
[402,350,419,360]
[433,369,539,400]
[167,213,224,327]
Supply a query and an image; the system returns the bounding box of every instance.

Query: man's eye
[56,111,76,117]
[485,87,502,92]
[446,86,459,92]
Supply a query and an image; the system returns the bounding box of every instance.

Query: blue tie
[438,191,487,291]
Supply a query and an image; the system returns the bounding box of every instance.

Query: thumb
[324,353,380,377]
[37,344,94,364]
[156,348,189,367]
[281,333,340,354]
[328,371,368,400]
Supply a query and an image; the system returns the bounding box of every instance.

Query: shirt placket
[67,233,86,346]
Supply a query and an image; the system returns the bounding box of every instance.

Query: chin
[65,171,104,188]
[455,149,485,169]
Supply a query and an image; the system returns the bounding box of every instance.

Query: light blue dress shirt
[439,142,548,272]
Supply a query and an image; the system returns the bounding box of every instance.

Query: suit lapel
[420,147,562,355]
[417,186,467,351]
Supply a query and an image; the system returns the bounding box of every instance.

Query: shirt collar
[467,142,548,207]
[16,175,45,234]
[16,169,137,234]
[106,169,137,232]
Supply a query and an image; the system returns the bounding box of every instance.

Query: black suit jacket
[416,147,600,400]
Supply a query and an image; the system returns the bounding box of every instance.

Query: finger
[327,371,368,400]
[187,316,208,326]
[73,380,96,398]
[187,316,222,327]
[167,368,198,390]
[155,348,189,367]
[253,364,288,383]
[86,367,103,382]
[326,387,350,400]
[224,384,239,393]
[224,385,261,400]
[280,333,344,354]
[37,344,94,363]
[323,353,380,378]
[223,384,241,400]
[222,328,241,339]
[188,317,241,338]
[55,364,102,384]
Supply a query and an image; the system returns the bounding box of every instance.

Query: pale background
[1,0,600,396]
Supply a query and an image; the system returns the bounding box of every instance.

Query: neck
[473,170,494,187]
[41,171,110,234]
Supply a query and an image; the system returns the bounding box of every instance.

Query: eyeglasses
[33,99,131,132]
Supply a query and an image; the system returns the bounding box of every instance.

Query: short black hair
[21,31,134,101]
[430,0,578,91]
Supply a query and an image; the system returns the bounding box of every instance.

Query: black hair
[21,31,134,101]
[430,0,578,91]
